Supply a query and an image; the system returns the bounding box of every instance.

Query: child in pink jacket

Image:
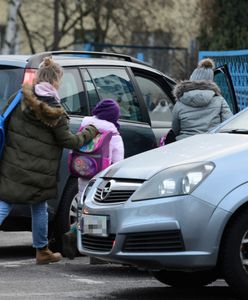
[63,99,124,259]
[78,99,124,198]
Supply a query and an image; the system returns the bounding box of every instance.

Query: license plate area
[82,214,108,237]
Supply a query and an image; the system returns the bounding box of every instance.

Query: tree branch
[18,9,36,53]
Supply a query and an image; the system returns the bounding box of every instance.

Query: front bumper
[77,192,231,271]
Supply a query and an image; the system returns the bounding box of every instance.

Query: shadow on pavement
[109,286,238,300]
[0,245,35,259]
[63,262,152,279]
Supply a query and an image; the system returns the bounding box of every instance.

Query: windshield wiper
[219,129,248,134]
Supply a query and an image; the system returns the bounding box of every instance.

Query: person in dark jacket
[0,57,98,264]
[172,58,233,140]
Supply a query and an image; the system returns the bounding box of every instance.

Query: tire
[50,177,79,253]
[152,269,217,288]
[221,208,248,299]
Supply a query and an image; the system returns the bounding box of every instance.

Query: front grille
[82,234,116,252]
[92,179,142,204]
[122,230,184,252]
[94,188,135,203]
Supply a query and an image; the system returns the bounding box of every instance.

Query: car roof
[0,52,176,83]
[0,55,29,67]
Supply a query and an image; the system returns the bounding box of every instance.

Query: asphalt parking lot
[0,232,239,300]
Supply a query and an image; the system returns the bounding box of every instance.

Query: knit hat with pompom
[190,58,215,81]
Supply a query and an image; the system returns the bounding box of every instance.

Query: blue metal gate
[199,50,248,110]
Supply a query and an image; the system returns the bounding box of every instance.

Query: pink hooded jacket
[80,116,124,163]
[78,116,124,196]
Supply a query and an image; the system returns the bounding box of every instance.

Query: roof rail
[26,50,151,68]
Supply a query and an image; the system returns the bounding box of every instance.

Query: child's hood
[81,116,119,134]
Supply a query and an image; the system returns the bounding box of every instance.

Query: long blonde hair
[36,56,63,89]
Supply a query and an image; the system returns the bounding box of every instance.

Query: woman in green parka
[0,57,97,264]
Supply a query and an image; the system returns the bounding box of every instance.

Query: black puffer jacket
[0,83,97,204]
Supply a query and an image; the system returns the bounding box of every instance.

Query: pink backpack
[68,127,113,178]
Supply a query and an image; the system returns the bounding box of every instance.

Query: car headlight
[77,178,96,225]
[131,162,215,201]
[78,178,96,208]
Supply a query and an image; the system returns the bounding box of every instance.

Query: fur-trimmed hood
[173,80,221,99]
[173,80,221,108]
[22,83,66,127]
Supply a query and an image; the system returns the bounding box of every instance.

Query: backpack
[68,128,113,178]
[0,89,22,157]
[159,128,176,146]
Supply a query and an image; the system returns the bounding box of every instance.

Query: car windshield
[218,108,248,134]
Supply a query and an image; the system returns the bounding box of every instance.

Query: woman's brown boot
[36,246,62,264]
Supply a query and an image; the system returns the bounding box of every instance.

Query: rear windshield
[0,67,24,111]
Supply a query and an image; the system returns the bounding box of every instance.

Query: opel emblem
[100,181,112,200]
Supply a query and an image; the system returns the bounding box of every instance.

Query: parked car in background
[78,106,248,298]
[0,51,237,251]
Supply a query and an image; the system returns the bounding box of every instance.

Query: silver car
[78,107,248,298]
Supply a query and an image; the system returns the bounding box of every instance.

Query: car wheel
[50,177,78,252]
[152,269,217,287]
[221,208,248,298]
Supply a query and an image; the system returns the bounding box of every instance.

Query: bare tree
[53,0,60,50]
[15,0,94,52]
[5,0,195,79]
[2,0,22,54]
[15,0,174,53]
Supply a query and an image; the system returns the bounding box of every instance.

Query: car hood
[104,133,248,180]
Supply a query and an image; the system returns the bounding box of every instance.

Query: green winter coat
[0,83,97,204]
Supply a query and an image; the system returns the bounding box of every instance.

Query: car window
[214,71,235,113]
[59,68,87,115]
[135,75,173,123]
[0,67,24,112]
[86,68,142,122]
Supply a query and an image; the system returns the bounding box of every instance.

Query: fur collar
[22,83,66,127]
[173,80,221,99]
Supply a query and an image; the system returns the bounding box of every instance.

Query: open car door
[214,64,239,114]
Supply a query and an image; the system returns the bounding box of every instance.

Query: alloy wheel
[69,194,79,225]
[240,230,248,274]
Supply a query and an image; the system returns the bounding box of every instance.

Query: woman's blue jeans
[0,200,48,248]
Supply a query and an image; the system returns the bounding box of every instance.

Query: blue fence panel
[199,50,248,110]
